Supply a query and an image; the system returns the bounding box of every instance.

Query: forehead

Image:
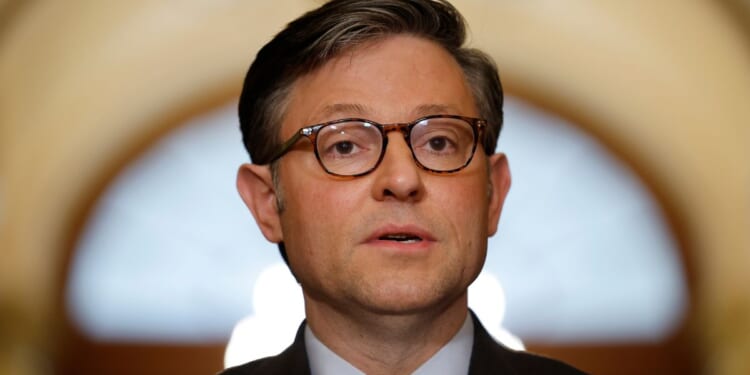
[281,35,479,134]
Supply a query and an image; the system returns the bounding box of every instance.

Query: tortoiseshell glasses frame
[267,114,487,177]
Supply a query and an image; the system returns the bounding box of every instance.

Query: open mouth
[378,233,423,243]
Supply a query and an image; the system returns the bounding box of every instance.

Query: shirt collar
[305,313,474,375]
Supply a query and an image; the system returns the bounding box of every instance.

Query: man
[224,0,587,374]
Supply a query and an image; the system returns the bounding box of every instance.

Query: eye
[414,131,459,155]
[332,140,356,155]
[427,136,450,152]
[321,138,364,159]
[411,119,474,157]
[317,122,379,160]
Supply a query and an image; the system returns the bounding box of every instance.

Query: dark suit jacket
[219,312,587,374]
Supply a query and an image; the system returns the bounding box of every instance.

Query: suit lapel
[468,311,517,375]
[263,321,312,375]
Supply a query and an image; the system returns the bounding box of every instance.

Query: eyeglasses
[268,114,486,177]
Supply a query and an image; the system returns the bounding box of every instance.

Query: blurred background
[1,1,749,374]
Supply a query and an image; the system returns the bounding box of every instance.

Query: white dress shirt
[305,314,474,375]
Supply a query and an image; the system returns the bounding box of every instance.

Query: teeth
[380,234,421,242]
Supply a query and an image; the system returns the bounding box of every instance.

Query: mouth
[367,225,435,247]
[378,233,424,244]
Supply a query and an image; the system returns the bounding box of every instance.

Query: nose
[371,132,425,202]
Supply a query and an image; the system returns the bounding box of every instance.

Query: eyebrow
[318,103,370,120]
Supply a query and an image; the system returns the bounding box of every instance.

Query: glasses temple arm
[267,131,305,164]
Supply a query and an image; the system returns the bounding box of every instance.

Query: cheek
[441,174,489,216]
[293,180,364,222]
[279,182,370,288]
[280,178,365,253]
[435,177,491,250]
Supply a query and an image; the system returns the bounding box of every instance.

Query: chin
[358,282,463,316]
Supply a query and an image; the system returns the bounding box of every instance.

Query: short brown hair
[238,0,504,164]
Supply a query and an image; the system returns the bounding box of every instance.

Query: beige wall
[1,1,748,374]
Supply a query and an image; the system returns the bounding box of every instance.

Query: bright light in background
[223,264,523,368]
[224,262,304,367]
[492,99,687,342]
[468,272,524,351]
[67,96,687,346]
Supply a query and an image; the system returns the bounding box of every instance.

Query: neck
[303,294,469,375]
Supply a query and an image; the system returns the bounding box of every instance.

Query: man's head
[236,0,510,317]
[239,0,504,166]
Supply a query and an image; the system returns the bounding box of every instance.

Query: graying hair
[239,0,504,166]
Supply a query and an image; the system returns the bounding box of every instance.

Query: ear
[236,163,283,243]
[486,153,511,236]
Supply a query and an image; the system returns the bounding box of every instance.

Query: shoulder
[469,311,588,375]
[217,322,311,375]
[219,355,299,375]
[498,349,588,375]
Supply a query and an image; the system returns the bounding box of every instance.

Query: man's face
[239,35,510,316]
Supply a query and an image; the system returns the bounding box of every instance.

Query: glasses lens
[410,117,476,171]
[316,121,383,175]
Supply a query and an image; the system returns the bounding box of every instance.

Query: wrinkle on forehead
[315,103,467,124]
